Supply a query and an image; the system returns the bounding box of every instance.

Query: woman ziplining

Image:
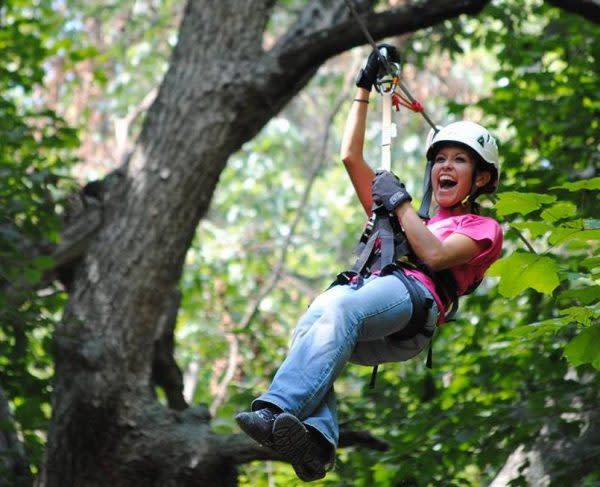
[235,44,503,482]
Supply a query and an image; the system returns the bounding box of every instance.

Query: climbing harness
[339,0,502,389]
[347,43,458,382]
[339,1,469,384]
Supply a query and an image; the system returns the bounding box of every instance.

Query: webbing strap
[379,216,396,268]
[368,365,378,389]
[426,342,433,369]
[383,266,434,342]
[352,229,379,274]
[418,159,434,219]
[351,213,461,322]
[444,297,459,322]
[351,206,408,276]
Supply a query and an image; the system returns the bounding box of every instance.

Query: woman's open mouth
[439,175,457,189]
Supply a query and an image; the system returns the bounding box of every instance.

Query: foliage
[1,0,180,475]
[47,0,183,177]
[1,0,599,485]
[329,1,600,485]
[0,0,78,476]
[473,0,600,371]
[178,1,600,485]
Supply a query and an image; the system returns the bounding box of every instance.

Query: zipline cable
[342,0,438,131]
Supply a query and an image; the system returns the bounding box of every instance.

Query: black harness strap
[349,203,460,320]
[351,203,410,275]
[381,264,434,341]
[352,228,380,275]
[367,264,435,389]
[339,203,465,388]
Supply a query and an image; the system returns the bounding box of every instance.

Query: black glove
[372,170,412,212]
[355,43,400,91]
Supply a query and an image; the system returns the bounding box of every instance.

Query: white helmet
[426,121,500,193]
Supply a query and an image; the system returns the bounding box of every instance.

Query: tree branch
[209,320,240,417]
[53,206,103,271]
[0,203,102,304]
[0,165,130,301]
[545,0,600,24]
[337,429,389,451]
[152,287,187,411]
[270,0,491,83]
[509,225,537,254]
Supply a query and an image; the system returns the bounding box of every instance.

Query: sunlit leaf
[495,191,556,216]
[560,306,599,327]
[507,320,565,339]
[559,286,600,306]
[511,221,553,238]
[552,177,600,191]
[580,256,600,270]
[540,202,577,223]
[549,228,600,246]
[488,251,560,297]
[564,325,600,369]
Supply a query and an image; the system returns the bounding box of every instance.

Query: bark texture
[39,1,491,486]
[490,405,600,486]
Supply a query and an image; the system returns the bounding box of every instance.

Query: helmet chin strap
[417,159,434,219]
[453,169,480,211]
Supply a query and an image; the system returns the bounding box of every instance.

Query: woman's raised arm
[340,88,376,215]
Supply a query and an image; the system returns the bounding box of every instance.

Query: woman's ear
[475,170,491,189]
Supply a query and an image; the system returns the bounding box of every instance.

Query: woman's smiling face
[431,144,477,208]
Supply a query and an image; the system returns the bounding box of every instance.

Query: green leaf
[580,256,600,270]
[559,286,600,305]
[495,191,556,216]
[32,255,55,271]
[552,177,600,191]
[564,325,600,369]
[549,228,600,246]
[68,45,99,63]
[511,221,553,238]
[507,320,564,339]
[488,251,560,297]
[540,202,577,223]
[560,306,598,326]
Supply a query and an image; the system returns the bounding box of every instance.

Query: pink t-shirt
[404,208,503,324]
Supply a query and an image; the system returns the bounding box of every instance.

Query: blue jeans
[252,273,438,449]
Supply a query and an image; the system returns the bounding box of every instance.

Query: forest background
[1,0,599,486]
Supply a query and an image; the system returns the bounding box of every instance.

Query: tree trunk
[38,1,491,485]
[490,380,600,487]
[490,419,600,486]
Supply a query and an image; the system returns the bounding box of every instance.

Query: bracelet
[353,98,369,104]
